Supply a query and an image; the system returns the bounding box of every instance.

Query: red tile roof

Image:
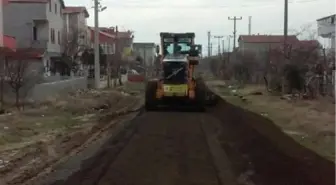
[99,27,133,39]
[88,27,115,44]
[63,6,89,18]
[9,0,65,8]
[238,35,299,43]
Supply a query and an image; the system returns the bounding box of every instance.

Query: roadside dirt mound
[211,97,335,185]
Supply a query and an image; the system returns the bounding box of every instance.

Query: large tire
[195,79,206,111]
[145,81,158,111]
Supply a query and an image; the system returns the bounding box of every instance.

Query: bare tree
[264,25,323,96]
[5,58,43,109]
[62,26,87,75]
[0,47,7,111]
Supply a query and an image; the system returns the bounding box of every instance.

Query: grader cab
[145,32,207,111]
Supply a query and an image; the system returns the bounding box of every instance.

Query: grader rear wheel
[194,79,206,111]
[145,81,158,111]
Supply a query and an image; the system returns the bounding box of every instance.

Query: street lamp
[100,6,107,12]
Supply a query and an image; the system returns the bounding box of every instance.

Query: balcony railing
[30,40,48,49]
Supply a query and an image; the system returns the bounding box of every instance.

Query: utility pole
[284,0,288,56]
[227,35,232,52]
[228,16,242,51]
[221,39,225,54]
[210,43,212,56]
[248,16,252,35]
[93,0,107,88]
[94,0,100,88]
[213,35,224,56]
[207,31,211,57]
[143,48,147,78]
[227,35,233,63]
[115,25,119,86]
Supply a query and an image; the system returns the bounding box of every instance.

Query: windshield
[165,43,191,55]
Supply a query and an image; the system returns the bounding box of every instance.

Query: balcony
[3,35,16,50]
[318,24,336,38]
[30,40,48,49]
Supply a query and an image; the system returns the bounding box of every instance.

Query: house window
[58,31,61,44]
[49,1,51,12]
[50,28,55,43]
[55,3,57,14]
[50,28,52,42]
[33,26,37,40]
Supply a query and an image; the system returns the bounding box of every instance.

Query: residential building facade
[63,6,89,48]
[132,42,156,66]
[0,0,16,51]
[237,34,321,70]
[88,27,115,55]
[99,27,134,60]
[3,0,65,76]
[238,34,299,53]
[317,14,336,50]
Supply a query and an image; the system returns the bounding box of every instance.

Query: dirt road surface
[44,98,334,185]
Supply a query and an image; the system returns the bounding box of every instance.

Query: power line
[228,16,242,50]
[104,0,326,9]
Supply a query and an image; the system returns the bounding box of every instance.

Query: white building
[132,42,156,66]
[3,0,66,75]
[317,14,336,50]
[63,6,89,48]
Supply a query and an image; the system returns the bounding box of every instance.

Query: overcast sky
[66,0,335,53]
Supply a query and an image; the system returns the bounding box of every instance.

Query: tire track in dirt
[46,94,334,185]
[95,111,221,185]
[51,111,227,185]
[210,98,335,185]
[19,98,144,185]
[49,111,144,185]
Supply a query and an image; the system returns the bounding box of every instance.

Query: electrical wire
[104,0,330,9]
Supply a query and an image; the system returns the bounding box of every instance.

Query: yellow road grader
[145,32,212,111]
